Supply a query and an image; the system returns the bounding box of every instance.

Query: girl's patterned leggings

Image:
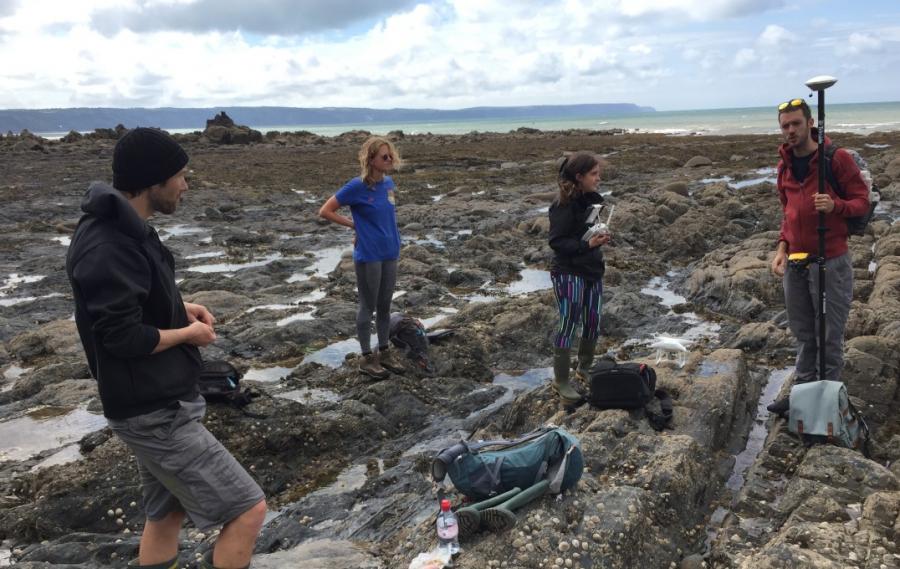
[551,272,602,349]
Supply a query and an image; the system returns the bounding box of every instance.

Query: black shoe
[766,397,790,416]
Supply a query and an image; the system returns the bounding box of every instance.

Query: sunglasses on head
[778,98,805,112]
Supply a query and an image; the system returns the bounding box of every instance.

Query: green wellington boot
[574,337,597,382]
[551,347,583,407]
[454,487,522,537]
[481,480,550,533]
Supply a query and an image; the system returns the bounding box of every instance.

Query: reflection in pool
[0,406,107,462]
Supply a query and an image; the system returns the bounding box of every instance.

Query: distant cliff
[0,104,655,133]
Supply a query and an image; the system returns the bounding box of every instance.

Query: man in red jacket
[769,98,869,397]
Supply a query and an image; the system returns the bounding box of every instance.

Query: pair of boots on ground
[454,480,549,537]
[359,345,406,379]
[552,338,597,408]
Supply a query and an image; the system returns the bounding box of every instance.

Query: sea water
[34,101,900,139]
[218,101,900,136]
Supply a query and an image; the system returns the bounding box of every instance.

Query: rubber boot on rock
[766,397,790,417]
[454,487,522,537]
[551,348,582,407]
[481,480,550,532]
[574,337,597,382]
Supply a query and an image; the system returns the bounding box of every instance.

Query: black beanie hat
[113,127,189,192]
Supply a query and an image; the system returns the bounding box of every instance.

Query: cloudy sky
[1,0,898,111]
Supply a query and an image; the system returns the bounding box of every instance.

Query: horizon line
[2,99,899,114]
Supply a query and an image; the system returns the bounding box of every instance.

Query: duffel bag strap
[645,389,674,431]
[431,427,555,482]
[547,445,577,494]
[486,456,505,493]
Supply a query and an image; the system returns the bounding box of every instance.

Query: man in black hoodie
[66,128,265,569]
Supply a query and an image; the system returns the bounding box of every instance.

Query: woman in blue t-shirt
[319,137,405,379]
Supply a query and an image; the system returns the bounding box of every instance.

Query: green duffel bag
[431,426,584,500]
[788,380,870,456]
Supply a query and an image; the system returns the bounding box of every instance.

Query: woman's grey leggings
[354,259,398,354]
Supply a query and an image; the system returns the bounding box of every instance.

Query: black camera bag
[588,361,673,430]
[198,360,258,409]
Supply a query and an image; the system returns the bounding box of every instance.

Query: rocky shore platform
[1,125,899,568]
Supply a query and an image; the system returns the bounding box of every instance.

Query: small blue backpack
[788,380,870,456]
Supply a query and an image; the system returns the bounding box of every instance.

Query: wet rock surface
[0,127,899,568]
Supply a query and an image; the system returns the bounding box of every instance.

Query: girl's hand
[588,232,611,248]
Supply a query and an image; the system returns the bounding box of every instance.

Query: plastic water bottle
[436,499,460,555]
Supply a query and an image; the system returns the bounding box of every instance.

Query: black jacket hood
[80,181,148,241]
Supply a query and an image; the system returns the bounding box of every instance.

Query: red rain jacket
[776,136,869,258]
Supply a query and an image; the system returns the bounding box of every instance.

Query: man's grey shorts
[108,396,264,530]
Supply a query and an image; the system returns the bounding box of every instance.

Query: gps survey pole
[805,74,838,383]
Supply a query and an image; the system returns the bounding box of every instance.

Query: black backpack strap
[645,389,673,431]
[848,399,872,459]
[465,425,553,446]
[823,144,844,199]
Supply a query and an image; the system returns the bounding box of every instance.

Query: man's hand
[813,193,835,213]
[153,321,216,353]
[184,321,216,347]
[185,302,216,327]
[771,251,786,277]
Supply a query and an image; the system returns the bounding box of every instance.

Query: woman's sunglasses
[380,154,393,161]
[778,98,805,112]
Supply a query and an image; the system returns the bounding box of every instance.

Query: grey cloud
[0,0,18,17]
[288,55,319,74]
[529,53,564,83]
[263,72,388,101]
[380,82,407,98]
[578,56,621,76]
[708,0,786,19]
[76,71,111,88]
[45,22,74,35]
[619,0,786,23]
[90,0,422,36]
[465,69,519,93]
[133,70,170,88]
[0,0,17,38]
[122,86,168,107]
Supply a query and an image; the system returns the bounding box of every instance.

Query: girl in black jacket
[548,153,611,407]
